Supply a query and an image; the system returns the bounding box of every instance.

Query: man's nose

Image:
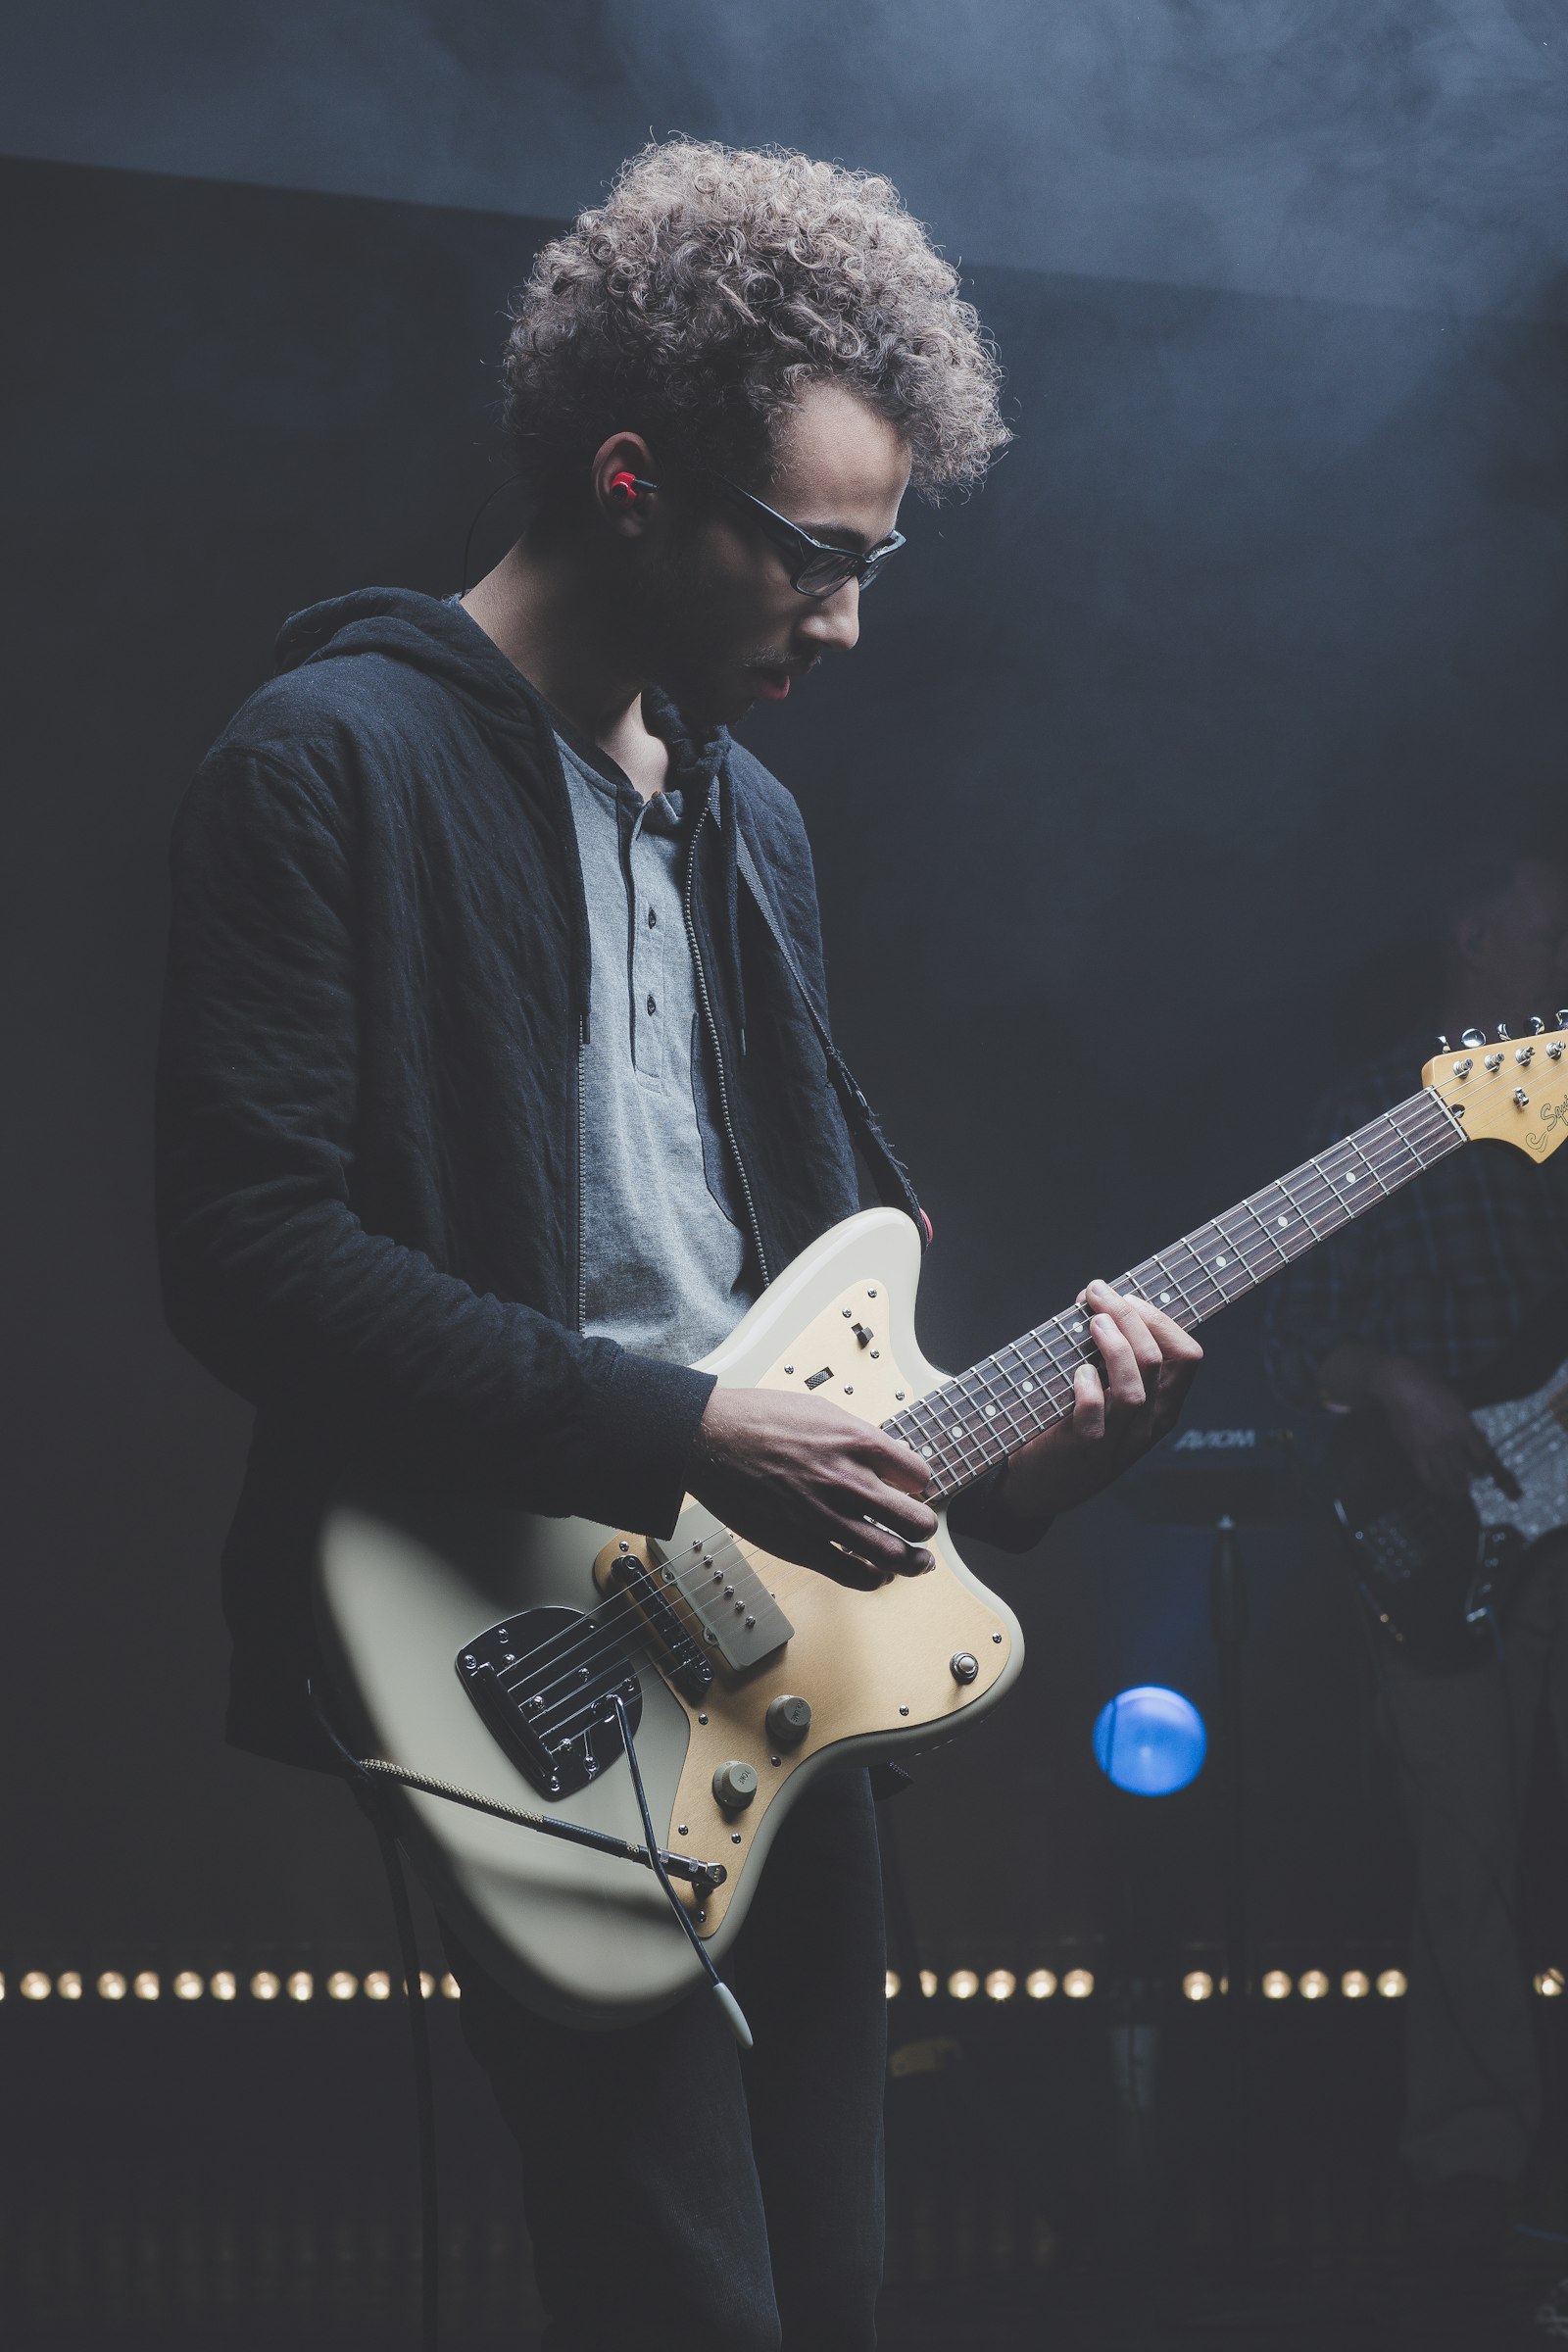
[800,577,860,654]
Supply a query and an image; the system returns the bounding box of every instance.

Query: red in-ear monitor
[609,470,656,504]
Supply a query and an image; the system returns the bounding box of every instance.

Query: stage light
[440,1973,461,2000]
[97,1971,126,2001]
[985,1970,1016,2001]
[57,1972,82,2001]
[1261,1971,1292,2000]
[918,1969,938,1999]
[1182,1971,1214,2002]
[210,1971,237,2001]
[1298,1971,1329,2001]
[948,1969,979,2000]
[884,1970,901,1998]
[132,1972,160,2001]
[1092,1686,1206,1796]
[326,1972,358,2001]
[1025,1969,1057,1999]
[286,1971,314,2002]
[1342,1971,1370,1999]
[1062,1969,1094,2000]
[250,1971,280,2002]
[364,1971,392,2001]
[172,1971,203,2001]
[1376,1970,1407,1999]
[1536,1969,1565,1998]
[21,1972,50,2001]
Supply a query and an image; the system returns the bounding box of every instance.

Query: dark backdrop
[5,153,1565,1987]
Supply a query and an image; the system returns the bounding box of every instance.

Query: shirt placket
[628,806,667,1084]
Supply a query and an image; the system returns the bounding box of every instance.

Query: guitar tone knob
[712,1760,759,1812]
[764,1694,812,1748]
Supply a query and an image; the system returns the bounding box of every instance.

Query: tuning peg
[1558,1008,1568,1028]
[1497,1023,1511,1040]
[1532,1015,1545,1034]
[1461,1028,1486,1049]
[1436,1035,1449,1052]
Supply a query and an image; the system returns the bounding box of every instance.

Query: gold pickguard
[595,1270,1012,1936]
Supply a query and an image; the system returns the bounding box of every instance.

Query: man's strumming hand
[688,1388,939,1590]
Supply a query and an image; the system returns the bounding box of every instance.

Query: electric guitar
[314,1023,1568,2030]
[1329,1298,1568,1667]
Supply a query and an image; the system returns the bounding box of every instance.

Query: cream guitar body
[315,1207,1022,2031]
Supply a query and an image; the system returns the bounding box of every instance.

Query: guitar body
[1328,1304,1568,1667]
[314,1208,1023,2031]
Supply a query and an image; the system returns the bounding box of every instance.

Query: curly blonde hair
[502,138,1010,520]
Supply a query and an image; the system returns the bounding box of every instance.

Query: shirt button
[647,906,658,928]
[647,993,658,1016]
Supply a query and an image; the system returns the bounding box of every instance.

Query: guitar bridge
[456,1604,643,1801]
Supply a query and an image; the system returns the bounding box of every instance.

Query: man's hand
[983,1279,1203,1528]
[1318,1344,1519,1505]
[688,1387,939,1590]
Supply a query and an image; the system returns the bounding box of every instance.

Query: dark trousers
[442,1767,888,2351]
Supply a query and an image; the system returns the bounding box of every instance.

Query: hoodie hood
[273,585,732,798]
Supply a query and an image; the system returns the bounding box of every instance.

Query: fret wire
[970,1357,1034,1446]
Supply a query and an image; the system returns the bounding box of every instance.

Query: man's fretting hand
[688,1388,939,1590]
[980,1279,1203,1529]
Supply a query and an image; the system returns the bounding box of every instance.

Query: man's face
[625,380,911,729]
[1456,859,1568,1030]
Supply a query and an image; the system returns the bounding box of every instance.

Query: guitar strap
[735,830,931,1249]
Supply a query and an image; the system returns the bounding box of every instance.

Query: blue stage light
[1093,1686,1206,1796]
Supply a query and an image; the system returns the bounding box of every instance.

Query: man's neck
[463,537,669,799]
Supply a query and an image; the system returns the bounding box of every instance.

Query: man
[1263,855,1568,2279]
[157,139,1200,2349]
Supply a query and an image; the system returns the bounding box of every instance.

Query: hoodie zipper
[575,1013,588,1333]
[683,808,769,1290]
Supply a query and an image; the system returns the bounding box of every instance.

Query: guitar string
[466,1089,1483,1720]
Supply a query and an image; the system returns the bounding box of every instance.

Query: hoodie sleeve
[155,744,714,1530]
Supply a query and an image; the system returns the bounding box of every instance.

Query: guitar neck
[885,1086,1465,1504]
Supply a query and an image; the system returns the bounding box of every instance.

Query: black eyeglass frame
[624,468,906,597]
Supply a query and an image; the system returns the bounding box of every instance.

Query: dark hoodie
[156,588,897,1764]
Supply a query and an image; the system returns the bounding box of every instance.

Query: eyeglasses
[623,466,905,598]
[711,475,906,598]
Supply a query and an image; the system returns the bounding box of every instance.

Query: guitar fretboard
[883,1088,1464,1503]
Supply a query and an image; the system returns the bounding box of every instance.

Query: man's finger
[1091,1311,1152,1413]
[1070,1360,1106,1442]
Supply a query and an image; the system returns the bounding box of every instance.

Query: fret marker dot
[1021,1380,1035,1394]
[1214,1254,1227,1268]
[920,1446,932,1458]
[1071,1322,1084,1336]
[1277,1215,1289,1227]
[985,1404,997,1418]
[1159,1293,1171,1304]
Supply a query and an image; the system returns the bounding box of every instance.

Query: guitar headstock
[1423,1016,1568,1161]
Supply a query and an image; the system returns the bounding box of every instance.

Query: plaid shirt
[1261,1036,1568,1413]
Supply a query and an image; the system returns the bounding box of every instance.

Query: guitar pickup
[605,1548,713,1702]
[650,1508,795,1672]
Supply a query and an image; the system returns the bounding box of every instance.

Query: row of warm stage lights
[4,1970,461,2003]
[9,1964,1568,2008]
[888,1966,1568,2004]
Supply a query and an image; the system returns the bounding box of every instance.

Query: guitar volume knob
[765,1694,812,1748]
[712,1760,759,1812]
